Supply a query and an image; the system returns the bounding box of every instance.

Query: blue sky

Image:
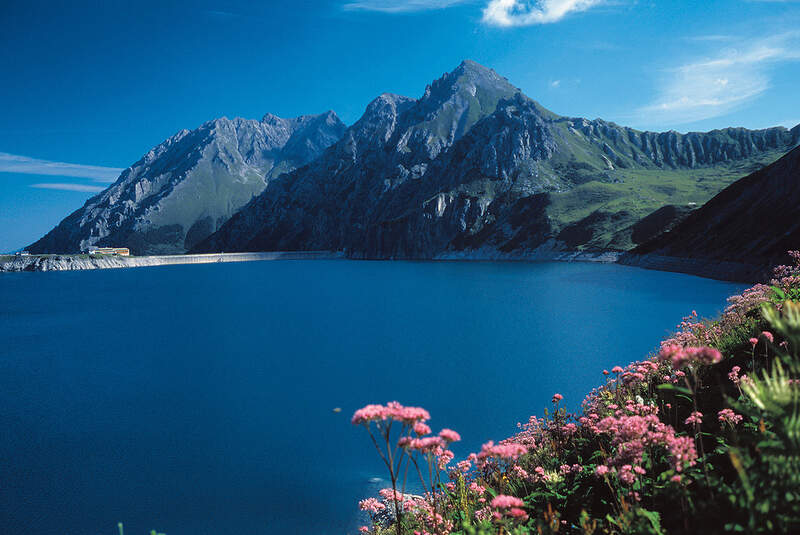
[1,0,799,252]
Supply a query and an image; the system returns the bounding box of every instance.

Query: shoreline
[615,252,764,284]
[0,248,762,283]
[0,251,343,273]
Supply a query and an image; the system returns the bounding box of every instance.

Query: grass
[544,149,787,250]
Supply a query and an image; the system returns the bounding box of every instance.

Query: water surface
[0,260,743,535]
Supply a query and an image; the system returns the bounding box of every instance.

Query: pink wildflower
[595,465,610,476]
[685,411,703,426]
[761,331,774,343]
[437,449,454,470]
[661,345,721,368]
[612,366,624,374]
[402,436,445,452]
[618,464,637,485]
[508,508,529,521]
[718,408,743,426]
[351,402,430,425]
[469,482,486,495]
[671,475,682,483]
[749,338,759,347]
[378,488,404,502]
[359,498,386,513]
[684,347,722,365]
[491,495,524,509]
[533,466,549,482]
[438,428,461,443]
[659,344,686,368]
[512,465,530,480]
[728,366,742,386]
[477,441,528,463]
[552,393,564,403]
[474,506,492,522]
[456,459,472,473]
[593,412,697,472]
[413,422,431,436]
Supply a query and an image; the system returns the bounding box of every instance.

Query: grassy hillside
[545,149,787,251]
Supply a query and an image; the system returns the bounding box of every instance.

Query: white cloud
[482,0,605,26]
[0,152,123,182]
[550,79,561,88]
[30,183,106,193]
[343,0,468,12]
[637,32,800,126]
[685,35,734,42]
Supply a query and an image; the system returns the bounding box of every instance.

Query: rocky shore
[0,251,341,273]
[616,252,766,283]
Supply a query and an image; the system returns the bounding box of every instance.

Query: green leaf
[656,383,692,396]
[772,285,786,300]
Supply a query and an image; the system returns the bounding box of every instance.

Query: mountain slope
[28,111,346,255]
[196,61,798,258]
[622,145,800,280]
[196,60,520,253]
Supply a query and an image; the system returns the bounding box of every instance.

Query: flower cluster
[685,411,703,426]
[351,401,430,425]
[475,440,528,467]
[659,345,722,369]
[359,497,386,514]
[490,495,528,522]
[717,408,743,427]
[590,403,697,482]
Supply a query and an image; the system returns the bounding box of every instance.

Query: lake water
[0,260,744,535]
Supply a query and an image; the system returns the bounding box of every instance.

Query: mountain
[621,145,800,281]
[194,60,799,257]
[28,111,346,255]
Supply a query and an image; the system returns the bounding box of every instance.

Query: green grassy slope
[544,149,787,251]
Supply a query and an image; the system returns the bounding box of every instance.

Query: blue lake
[0,260,744,535]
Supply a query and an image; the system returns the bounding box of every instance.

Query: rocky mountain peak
[348,93,416,146]
[421,59,517,110]
[399,60,520,159]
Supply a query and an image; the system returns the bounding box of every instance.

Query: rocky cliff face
[195,61,798,258]
[623,145,800,281]
[196,60,521,253]
[28,111,346,255]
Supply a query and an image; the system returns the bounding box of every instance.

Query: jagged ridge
[195,61,798,258]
